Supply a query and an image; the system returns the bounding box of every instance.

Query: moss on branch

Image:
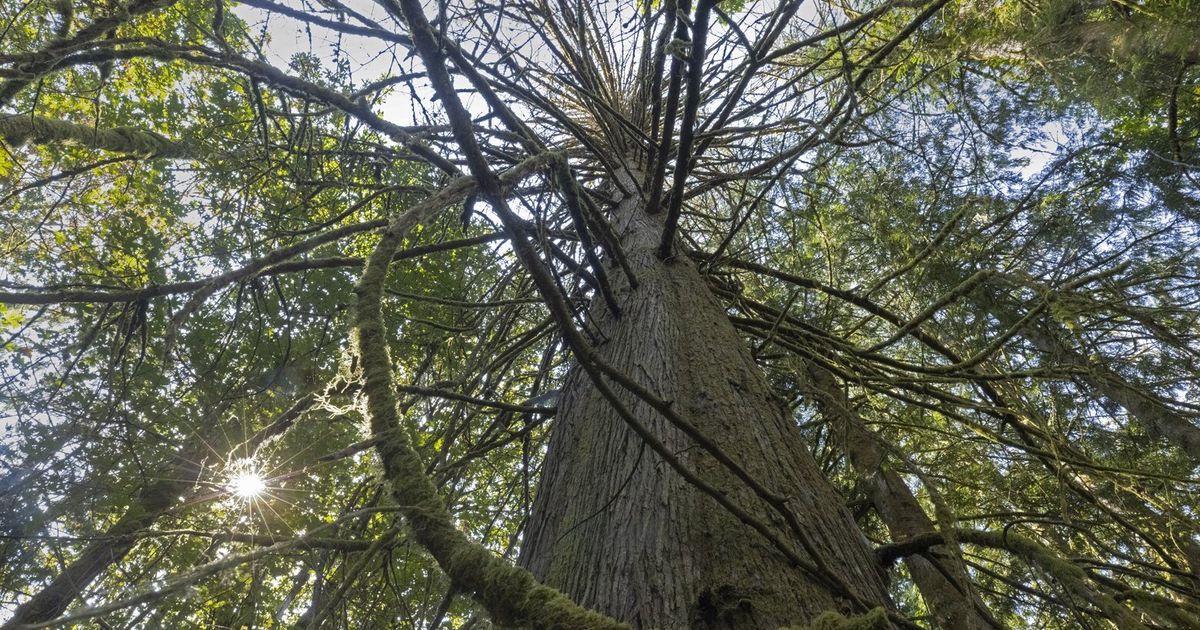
[780,607,889,630]
[0,114,192,158]
[352,152,624,630]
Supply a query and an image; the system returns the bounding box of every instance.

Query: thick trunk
[804,365,998,630]
[520,187,890,629]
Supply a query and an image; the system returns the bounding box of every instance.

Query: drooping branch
[0,228,513,306]
[2,381,351,628]
[711,260,1192,579]
[978,287,1200,461]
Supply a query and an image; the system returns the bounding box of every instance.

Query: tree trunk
[3,396,307,628]
[803,365,998,630]
[1018,321,1200,461]
[520,183,890,629]
[3,448,206,628]
[967,275,1200,461]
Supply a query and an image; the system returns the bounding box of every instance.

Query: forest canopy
[1,0,1198,628]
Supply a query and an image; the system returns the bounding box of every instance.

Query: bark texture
[521,186,890,629]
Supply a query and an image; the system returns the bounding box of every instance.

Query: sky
[233,0,486,128]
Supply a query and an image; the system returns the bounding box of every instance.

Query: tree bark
[520,182,891,629]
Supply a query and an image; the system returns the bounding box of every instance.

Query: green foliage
[1,0,1198,628]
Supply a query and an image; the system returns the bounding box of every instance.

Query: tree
[1,0,1198,628]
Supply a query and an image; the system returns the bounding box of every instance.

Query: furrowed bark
[521,178,892,629]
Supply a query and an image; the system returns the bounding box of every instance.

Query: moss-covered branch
[352,153,624,629]
[781,608,890,630]
[0,114,192,158]
[0,0,181,105]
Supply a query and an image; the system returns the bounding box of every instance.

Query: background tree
[1,0,1197,628]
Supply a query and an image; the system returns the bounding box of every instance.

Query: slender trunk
[803,365,999,630]
[966,282,1199,593]
[520,184,890,629]
[3,447,206,628]
[3,395,314,627]
[1,467,81,580]
[1018,321,1200,460]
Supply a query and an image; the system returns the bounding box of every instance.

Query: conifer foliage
[1,0,1198,628]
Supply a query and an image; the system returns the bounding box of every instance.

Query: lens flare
[230,472,265,498]
[226,460,267,500]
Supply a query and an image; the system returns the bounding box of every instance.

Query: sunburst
[225,459,267,501]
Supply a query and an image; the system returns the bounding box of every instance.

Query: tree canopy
[1,0,1198,628]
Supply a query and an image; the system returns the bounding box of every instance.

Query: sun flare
[229,472,266,499]
[226,460,267,500]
